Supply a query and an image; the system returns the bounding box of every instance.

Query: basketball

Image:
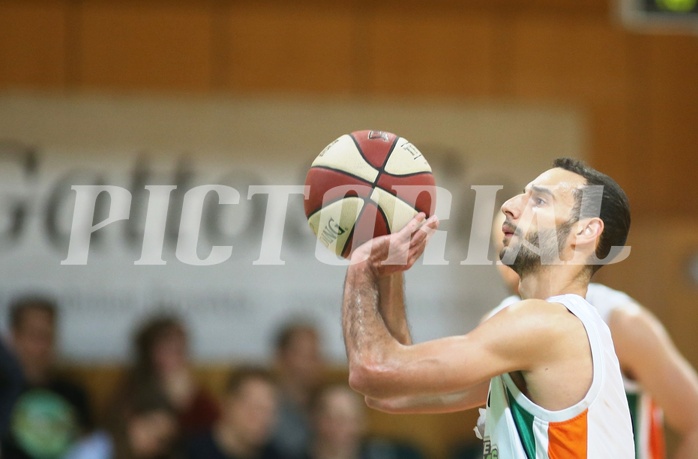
[304,130,436,258]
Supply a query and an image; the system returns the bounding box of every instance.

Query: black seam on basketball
[306,194,367,221]
[373,184,432,217]
[308,165,375,187]
[349,132,375,174]
[376,203,391,233]
[378,171,433,179]
[340,197,371,258]
[373,136,400,186]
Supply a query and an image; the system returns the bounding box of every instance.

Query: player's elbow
[364,395,400,413]
[348,358,395,397]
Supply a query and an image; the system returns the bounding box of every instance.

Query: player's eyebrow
[530,185,555,200]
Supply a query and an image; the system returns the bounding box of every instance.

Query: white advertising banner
[0,93,585,364]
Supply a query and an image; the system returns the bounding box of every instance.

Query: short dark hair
[224,365,275,396]
[9,296,57,331]
[553,158,631,273]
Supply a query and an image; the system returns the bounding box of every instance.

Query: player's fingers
[410,215,438,246]
[403,213,426,235]
[421,215,439,234]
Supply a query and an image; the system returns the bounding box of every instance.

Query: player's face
[499,168,585,275]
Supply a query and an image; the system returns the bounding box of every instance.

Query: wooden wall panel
[643,35,698,217]
[0,1,68,88]
[225,2,356,93]
[507,15,631,103]
[77,2,214,91]
[504,15,652,214]
[363,7,497,97]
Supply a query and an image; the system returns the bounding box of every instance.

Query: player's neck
[518,266,588,300]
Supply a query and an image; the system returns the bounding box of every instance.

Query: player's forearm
[364,381,489,414]
[342,262,402,396]
[378,273,412,345]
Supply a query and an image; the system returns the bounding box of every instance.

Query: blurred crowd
[0,296,476,459]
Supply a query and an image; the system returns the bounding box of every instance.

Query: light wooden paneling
[225,2,356,93]
[507,14,631,104]
[503,14,653,215]
[0,1,68,88]
[643,34,698,216]
[77,1,214,91]
[363,7,497,97]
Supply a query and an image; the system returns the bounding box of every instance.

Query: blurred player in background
[490,212,698,459]
[341,158,635,457]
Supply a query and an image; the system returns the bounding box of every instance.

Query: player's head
[499,158,630,278]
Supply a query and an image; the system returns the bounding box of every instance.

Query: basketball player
[490,222,698,459]
[341,158,635,457]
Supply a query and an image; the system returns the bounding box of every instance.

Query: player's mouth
[502,222,516,239]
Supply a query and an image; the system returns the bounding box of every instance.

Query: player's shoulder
[492,298,576,328]
[587,283,635,307]
[608,300,662,336]
[481,298,582,352]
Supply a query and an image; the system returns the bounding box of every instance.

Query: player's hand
[350,213,439,277]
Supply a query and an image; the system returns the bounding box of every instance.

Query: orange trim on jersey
[649,400,666,459]
[547,409,588,458]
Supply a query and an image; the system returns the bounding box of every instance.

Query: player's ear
[575,217,604,245]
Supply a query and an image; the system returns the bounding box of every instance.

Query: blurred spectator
[113,314,219,437]
[0,338,23,439]
[186,365,283,459]
[269,321,326,458]
[66,386,179,459]
[304,384,424,459]
[1,295,92,459]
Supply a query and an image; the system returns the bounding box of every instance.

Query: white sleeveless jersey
[482,293,635,458]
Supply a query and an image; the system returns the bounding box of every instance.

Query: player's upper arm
[349,299,573,401]
[610,305,698,434]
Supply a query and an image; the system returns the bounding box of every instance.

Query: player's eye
[532,196,546,206]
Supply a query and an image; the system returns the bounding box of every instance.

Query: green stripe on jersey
[507,388,536,459]
[626,392,640,459]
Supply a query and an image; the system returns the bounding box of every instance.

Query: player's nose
[501,194,521,220]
